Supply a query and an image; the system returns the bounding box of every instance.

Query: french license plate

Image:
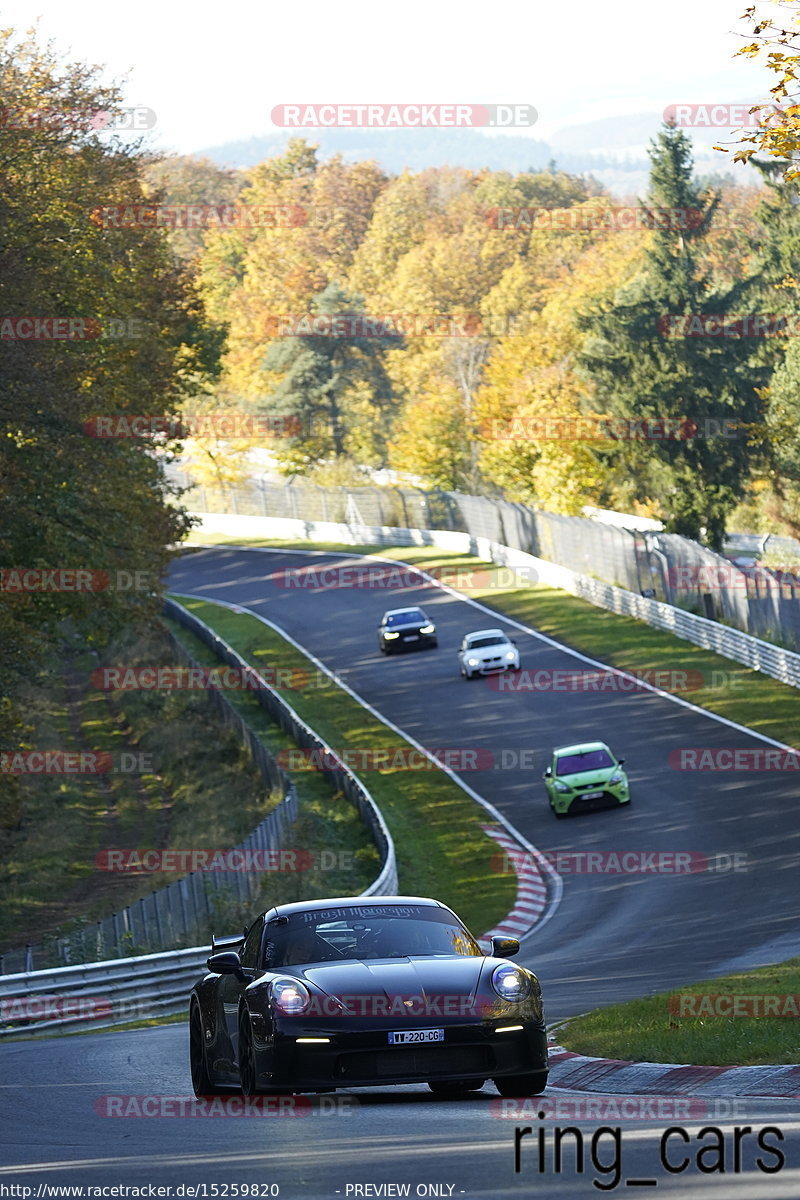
[388,1029,443,1045]
[584,791,603,800]
[404,635,419,642]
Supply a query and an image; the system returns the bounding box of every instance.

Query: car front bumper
[550,781,630,813]
[382,631,437,652]
[251,1021,548,1091]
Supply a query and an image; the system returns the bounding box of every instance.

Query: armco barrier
[192,512,800,690]
[172,474,800,651]
[165,600,397,900]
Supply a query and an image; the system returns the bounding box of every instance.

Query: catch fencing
[175,474,800,653]
[0,600,396,980]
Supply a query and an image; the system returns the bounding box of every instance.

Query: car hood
[385,619,427,631]
[299,956,484,999]
[465,644,512,660]
[558,765,621,787]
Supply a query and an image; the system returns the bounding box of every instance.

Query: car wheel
[190,1001,224,1097]
[493,1071,548,1098]
[238,1008,260,1097]
[428,1079,485,1096]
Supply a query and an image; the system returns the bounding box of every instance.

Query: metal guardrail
[0,947,209,1037]
[0,603,398,1036]
[173,474,800,653]
[165,600,397,900]
[194,510,800,693]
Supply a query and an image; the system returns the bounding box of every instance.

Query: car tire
[493,1071,548,1098]
[428,1079,485,1096]
[189,1001,225,1097]
[238,1008,260,1097]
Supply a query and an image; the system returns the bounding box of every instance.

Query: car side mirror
[617,757,626,765]
[543,767,552,778]
[491,936,520,958]
[207,951,244,976]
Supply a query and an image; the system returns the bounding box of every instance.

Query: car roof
[265,895,445,920]
[464,628,507,639]
[553,741,613,757]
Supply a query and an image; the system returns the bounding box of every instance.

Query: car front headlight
[467,657,479,666]
[420,624,435,634]
[491,963,530,1002]
[553,780,571,793]
[609,770,626,784]
[505,651,516,661]
[271,978,311,1015]
[383,631,399,640]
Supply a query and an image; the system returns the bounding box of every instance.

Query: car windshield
[556,749,614,775]
[385,610,424,627]
[263,906,482,967]
[467,635,507,649]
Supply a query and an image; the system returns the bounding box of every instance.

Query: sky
[1,0,786,154]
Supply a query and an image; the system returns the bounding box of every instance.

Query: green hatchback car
[543,741,630,817]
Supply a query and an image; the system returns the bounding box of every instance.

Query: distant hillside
[195,114,759,197]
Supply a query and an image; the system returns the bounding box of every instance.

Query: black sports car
[189,896,548,1098]
[378,607,438,653]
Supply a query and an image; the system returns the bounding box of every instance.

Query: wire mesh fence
[175,472,800,652]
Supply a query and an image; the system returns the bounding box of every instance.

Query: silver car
[458,628,519,679]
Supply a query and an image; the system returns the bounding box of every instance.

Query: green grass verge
[182,535,800,749]
[169,595,517,937]
[556,959,800,1066]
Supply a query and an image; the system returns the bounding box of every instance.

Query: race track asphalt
[2,545,797,1198]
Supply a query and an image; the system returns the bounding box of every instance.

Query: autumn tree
[0,29,207,748]
[259,282,400,472]
[577,125,766,546]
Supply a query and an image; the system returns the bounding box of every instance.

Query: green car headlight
[553,781,571,793]
[609,771,625,784]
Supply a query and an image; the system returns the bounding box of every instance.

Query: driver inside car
[280,926,341,966]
